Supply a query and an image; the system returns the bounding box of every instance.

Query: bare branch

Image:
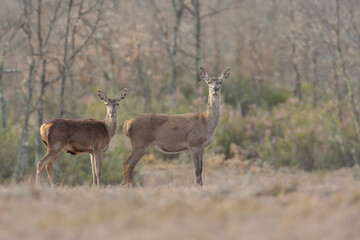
[180,0,195,16]
[3,69,22,74]
[67,1,104,66]
[43,0,62,47]
[149,0,171,57]
[201,0,239,19]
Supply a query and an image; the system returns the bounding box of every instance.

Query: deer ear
[220,67,230,80]
[199,67,210,82]
[97,89,107,102]
[117,88,128,101]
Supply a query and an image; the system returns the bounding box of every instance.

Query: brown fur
[125,112,211,152]
[42,119,110,155]
[121,67,230,187]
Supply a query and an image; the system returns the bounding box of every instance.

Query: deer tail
[40,123,53,147]
[123,120,130,137]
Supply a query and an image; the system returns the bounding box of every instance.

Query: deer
[36,88,128,186]
[121,67,230,187]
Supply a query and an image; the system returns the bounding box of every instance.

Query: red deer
[121,67,230,186]
[37,89,127,186]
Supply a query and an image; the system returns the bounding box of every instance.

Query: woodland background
[1,0,360,185]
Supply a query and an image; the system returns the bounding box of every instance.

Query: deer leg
[36,150,60,186]
[94,152,102,186]
[45,162,55,186]
[190,148,204,186]
[90,154,97,185]
[121,147,147,187]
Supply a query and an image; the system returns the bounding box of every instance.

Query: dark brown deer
[36,88,127,186]
[121,67,230,187]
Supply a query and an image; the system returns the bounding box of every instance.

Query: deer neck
[104,114,118,139]
[205,92,221,131]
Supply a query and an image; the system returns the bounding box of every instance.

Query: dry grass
[1,156,360,240]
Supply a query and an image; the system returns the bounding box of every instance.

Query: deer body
[41,118,111,155]
[121,67,230,186]
[36,89,127,186]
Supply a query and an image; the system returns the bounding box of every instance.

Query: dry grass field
[1,155,360,240]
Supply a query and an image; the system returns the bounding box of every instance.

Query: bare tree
[249,21,265,104]
[310,47,319,107]
[13,0,36,181]
[284,0,303,100]
[150,0,185,94]
[98,39,116,96]
[35,0,62,167]
[333,0,360,141]
[182,0,235,90]
[311,0,360,129]
[0,17,22,129]
[58,0,104,118]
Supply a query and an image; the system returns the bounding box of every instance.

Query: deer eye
[105,103,109,106]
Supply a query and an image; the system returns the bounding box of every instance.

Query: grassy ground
[1,155,360,240]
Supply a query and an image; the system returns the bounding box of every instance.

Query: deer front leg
[90,154,97,185]
[94,152,102,186]
[190,147,204,186]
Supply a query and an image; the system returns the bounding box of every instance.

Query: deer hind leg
[46,161,55,186]
[90,154,97,185]
[190,147,204,186]
[121,147,148,187]
[36,148,61,186]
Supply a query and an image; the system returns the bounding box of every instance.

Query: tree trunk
[13,62,34,181]
[293,63,302,100]
[168,0,183,94]
[36,59,46,165]
[193,0,201,91]
[334,0,360,146]
[0,55,6,129]
[288,38,302,101]
[253,73,263,106]
[311,49,318,108]
[332,58,344,122]
[212,18,221,75]
[137,58,151,112]
[0,27,18,129]
[109,48,116,96]
[36,0,45,165]
[59,0,73,118]
[169,59,177,94]
[250,39,263,105]
[59,68,66,118]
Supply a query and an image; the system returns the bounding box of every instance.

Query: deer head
[200,67,230,96]
[98,88,128,117]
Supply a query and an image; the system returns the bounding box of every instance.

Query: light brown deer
[36,88,127,186]
[121,67,230,187]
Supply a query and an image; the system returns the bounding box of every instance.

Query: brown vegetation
[1,159,360,240]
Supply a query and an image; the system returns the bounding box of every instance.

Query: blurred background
[1,0,360,185]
